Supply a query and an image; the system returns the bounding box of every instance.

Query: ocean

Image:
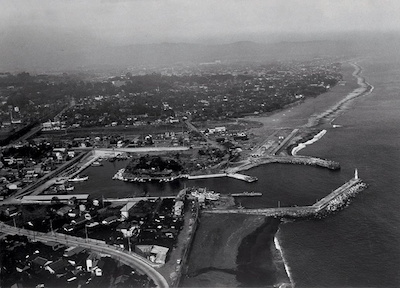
[275,55,400,287]
[73,53,400,287]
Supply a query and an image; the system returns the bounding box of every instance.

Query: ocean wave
[274,234,295,287]
[291,129,327,156]
[305,63,375,127]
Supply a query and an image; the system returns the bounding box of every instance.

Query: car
[176,259,181,264]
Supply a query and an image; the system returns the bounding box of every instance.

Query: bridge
[0,223,169,288]
[205,171,366,218]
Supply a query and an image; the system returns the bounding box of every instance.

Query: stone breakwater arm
[254,155,340,170]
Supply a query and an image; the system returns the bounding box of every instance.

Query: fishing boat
[65,185,75,191]
[68,175,89,182]
[91,161,103,167]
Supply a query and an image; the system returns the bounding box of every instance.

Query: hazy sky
[2,0,400,45]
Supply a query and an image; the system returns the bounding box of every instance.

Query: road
[183,119,223,149]
[0,223,169,288]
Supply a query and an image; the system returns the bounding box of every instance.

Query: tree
[51,196,60,205]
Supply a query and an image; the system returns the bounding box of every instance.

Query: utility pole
[128,235,132,252]
[50,219,54,235]
[85,225,89,242]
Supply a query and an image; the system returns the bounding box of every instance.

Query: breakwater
[204,176,367,218]
[228,155,340,174]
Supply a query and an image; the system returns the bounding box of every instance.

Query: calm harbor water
[73,54,400,287]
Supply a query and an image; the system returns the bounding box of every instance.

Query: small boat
[55,178,67,185]
[65,185,75,191]
[68,175,89,182]
[91,161,103,167]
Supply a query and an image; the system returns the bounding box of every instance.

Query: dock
[187,174,226,180]
[226,173,258,182]
[231,192,262,197]
[187,173,258,183]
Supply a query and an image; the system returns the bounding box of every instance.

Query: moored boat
[68,175,89,182]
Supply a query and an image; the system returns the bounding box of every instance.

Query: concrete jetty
[231,192,262,197]
[227,173,258,182]
[205,172,367,218]
[187,172,258,183]
[187,174,226,180]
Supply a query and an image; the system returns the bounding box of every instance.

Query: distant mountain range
[1,29,399,72]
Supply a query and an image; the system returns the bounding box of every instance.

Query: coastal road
[0,223,169,288]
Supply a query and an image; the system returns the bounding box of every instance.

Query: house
[94,259,105,276]
[214,126,226,133]
[64,246,86,258]
[56,205,71,217]
[135,245,152,258]
[86,253,99,272]
[70,215,87,226]
[151,245,169,265]
[116,222,138,238]
[5,206,19,217]
[102,215,119,225]
[120,202,137,219]
[174,201,184,217]
[43,241,64,251]
[31,256,51,272]
[45,259,70,274]
[135,245,169,265]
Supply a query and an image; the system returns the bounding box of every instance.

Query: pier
[231,192,262,197]
[187,174,226,180]
[205,171,366,218]
[187,172,257,183]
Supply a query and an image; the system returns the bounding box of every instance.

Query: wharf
[231,192,262,197]
[226,173,258,182]
[103,196,176,203]
[187,174,226,180]
[187,173,257,183]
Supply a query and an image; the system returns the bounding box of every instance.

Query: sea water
[276,55,400,287]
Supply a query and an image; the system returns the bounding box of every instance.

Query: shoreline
[274,232,294,288]
[304,62,374,128]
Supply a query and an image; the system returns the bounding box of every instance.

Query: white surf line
[306,62,374,128]
[291,129,327,156]
[274,235,295,287]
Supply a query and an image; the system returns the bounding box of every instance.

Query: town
[0,58,346,287]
